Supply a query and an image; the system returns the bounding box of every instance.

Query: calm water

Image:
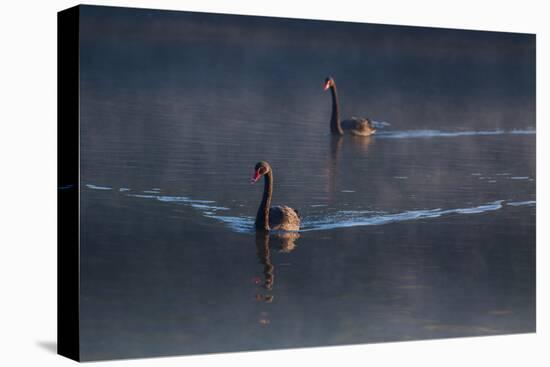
[75,6,535,361]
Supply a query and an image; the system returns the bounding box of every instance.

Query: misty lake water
[73,6,535,361]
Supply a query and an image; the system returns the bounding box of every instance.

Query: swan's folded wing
[344,117,376,136]
[269,205,301,231]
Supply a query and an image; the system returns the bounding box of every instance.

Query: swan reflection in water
[330,134,375,160]
[254,230,300,323]
[325,135,374,204]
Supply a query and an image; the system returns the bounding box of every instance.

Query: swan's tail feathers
[350,117,389,130]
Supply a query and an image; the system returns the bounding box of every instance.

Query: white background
[0,0,547,365]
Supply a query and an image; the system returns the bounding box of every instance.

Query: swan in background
[324,76,376,136]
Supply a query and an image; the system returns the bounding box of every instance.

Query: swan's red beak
[251,170,261,184]
[323,81,331,91]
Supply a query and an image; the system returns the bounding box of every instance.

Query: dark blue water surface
[76,5,535,361]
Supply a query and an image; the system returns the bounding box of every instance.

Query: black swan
[250,161,301,231]
[324,76,376,136]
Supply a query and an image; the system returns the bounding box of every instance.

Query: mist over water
[75,5,535,361]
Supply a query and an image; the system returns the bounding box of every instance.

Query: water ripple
[85,184,112,191]
[376,129,535,139]
[299,201,504,231]
[84,183,535,234]
[507,200,536,207]
[207,199,535,234]
[127,193,227,211]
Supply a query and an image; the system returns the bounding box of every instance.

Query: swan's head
[324,76,335,91]
[251,161,271,183]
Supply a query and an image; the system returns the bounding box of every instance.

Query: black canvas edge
[57,5,81,362]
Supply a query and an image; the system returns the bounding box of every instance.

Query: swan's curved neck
[330,84,343,135]
[256,171,273,231]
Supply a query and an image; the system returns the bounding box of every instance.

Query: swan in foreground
[250,161,301,231]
